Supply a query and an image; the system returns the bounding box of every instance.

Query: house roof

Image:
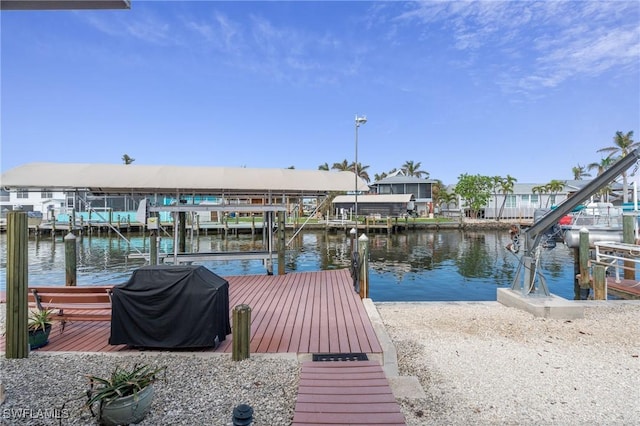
[0,162,368,196]
[333,194,414,204]
[372,175,434,185]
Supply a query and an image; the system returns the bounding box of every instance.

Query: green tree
[351,162,370,183]
[571,164,590,180]
[545,179,564,207]
[373,172,387,182]
[433,180,456,213]
[401,160,428,178]
[439,191,457,210]
[318,163,329,171]
[531,185,546,208]
[497,175,517,221]
[121,154,135,165]
[490,176,502,221]
[331,159,350,171]
[454,174,493,219]
[587,157,615,176]
[597,130,638,203]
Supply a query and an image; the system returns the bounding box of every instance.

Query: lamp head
[355,115,367,127]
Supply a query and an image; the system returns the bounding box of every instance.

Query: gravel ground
[0,352,299,425]
[377,301,640,426]
[2,301,639,425]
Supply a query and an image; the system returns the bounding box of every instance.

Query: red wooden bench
[28,286,114,325]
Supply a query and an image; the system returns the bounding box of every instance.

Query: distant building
[332,194,415,218]
[369,175,434,217]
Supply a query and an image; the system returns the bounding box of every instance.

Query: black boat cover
[109,265,231,348]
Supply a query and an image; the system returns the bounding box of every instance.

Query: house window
[530,194,539,206]
[41,191,52,199]
[378,185,391,194]
[16,189,28,199]
[405,183,419,198]
[505,195,517,208]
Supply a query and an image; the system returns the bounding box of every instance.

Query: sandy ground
[376,301,640,425]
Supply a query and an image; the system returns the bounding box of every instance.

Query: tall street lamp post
[354,114,367,256]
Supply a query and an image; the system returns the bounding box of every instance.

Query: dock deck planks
[0,269,382,355]
[292,360,406,425]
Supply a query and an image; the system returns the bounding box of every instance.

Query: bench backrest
[28,286,114,308]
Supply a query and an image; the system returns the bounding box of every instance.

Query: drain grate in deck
[312,352,369,362]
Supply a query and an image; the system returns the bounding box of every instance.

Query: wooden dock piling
[5,212,29,358]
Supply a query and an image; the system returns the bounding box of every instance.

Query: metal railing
[593,241,640,283]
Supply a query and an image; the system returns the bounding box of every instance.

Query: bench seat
[28,286,114,325]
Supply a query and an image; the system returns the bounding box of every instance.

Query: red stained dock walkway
[292,360,406,425]
[1,269,381,355]
[2,269,405,424]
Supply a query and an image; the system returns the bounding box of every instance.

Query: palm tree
[318,163,329,171]
[431,179,446,212]
[587,157,615,176]
[531,185,546,208]
[497,175,517,220]
[597,131,638,203]
[121,154,135,165]
[545,180,564,207]
[331,159,350,171]
[401,160,428,178]
[351,162,370,183]
[571,164,590,180]
[373,172,388,182]
[490,176,502,220]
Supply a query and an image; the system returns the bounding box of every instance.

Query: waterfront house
[368,175,435,217]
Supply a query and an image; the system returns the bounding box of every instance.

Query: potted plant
[28,308,53,350]
[83,363,166,426]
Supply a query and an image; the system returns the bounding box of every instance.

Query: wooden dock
[292,360,406,425]
[0,269,382,355]
[607,278,640,299]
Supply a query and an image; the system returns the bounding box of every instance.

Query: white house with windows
[476,181,604,220]
[0,187,67,220]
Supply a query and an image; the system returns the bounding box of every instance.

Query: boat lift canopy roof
[1,162,369,197]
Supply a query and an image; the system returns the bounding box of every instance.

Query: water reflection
[0,229,578,301]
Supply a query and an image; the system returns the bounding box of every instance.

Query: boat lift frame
[512,148,640,296]
[147,202,287,271]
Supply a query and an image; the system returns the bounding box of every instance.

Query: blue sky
[1,0,639,185]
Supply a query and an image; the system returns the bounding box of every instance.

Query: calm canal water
[0,229,579,301]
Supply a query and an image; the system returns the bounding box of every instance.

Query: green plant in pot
[84,363,167,426]
[28,308,53,350]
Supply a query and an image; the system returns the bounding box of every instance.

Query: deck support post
[578,228,590,298]
[232,304,251,361]
[6,211,29,359]
[593,264,607,300]
[622,215,635,280]
[358,234,369,299]
[64,232,77,286]
[178,212,186,253]
[277,211,285,275]
[150,230,158,266]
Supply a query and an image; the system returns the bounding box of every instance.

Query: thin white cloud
[396,0,640,95]
[184,11,244,55]
[183,9,364,85]
[81,11,181,46]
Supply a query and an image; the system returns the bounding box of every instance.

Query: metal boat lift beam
[524,148,640,255]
